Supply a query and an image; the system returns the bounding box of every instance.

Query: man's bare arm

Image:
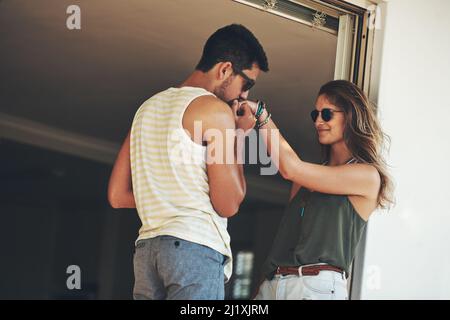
[107,130,136,209]
[185,96,246,217]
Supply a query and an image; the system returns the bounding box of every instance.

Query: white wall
[360,0,450,299]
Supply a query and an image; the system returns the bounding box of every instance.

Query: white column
[361,0,450,299]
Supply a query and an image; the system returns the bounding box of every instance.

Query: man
[107,24,269,299]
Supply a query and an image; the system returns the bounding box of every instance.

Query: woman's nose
[315,113,324,124]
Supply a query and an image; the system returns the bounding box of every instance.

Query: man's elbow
[212,191,245,218]
[108,193,121,209]
[215,204,239,218]
[279,165,291,180]
[108,190,126,209]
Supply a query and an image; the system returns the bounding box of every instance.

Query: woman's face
[314,94,346,145]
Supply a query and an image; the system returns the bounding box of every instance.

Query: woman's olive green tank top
[262,158,367,279]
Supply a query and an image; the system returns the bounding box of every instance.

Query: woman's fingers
[239,100,258,114]
[242,103,257,122]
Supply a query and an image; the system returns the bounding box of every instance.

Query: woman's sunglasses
[310,108,344,122]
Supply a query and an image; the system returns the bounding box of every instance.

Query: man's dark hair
[196,24,269,73]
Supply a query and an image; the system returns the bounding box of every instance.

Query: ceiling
[0,0,337,174]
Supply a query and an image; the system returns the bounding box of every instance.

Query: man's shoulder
[191,94,228,109]
[136,88,173,110]
[188,95,232,119]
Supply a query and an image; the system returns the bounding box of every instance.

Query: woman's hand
[241,100,259,115]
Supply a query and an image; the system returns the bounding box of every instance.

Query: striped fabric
[130,86,232,281]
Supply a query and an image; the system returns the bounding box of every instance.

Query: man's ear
[217,62,233,80]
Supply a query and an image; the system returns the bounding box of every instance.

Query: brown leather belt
[275,265,347,278]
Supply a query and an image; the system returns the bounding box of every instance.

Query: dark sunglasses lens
[310,110,319,122]
[322,109,332,121]
[243,80,254,92]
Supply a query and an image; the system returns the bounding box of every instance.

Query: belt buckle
[300,264,323,277]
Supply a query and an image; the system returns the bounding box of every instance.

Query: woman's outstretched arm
[244,101,380,199]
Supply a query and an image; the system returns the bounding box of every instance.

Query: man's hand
[232,100,256,135]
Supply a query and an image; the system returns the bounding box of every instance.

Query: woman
[242,80,394,300]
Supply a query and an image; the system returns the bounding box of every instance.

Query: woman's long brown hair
[318,80,394,209]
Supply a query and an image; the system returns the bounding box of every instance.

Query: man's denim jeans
[133,235,225,300]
